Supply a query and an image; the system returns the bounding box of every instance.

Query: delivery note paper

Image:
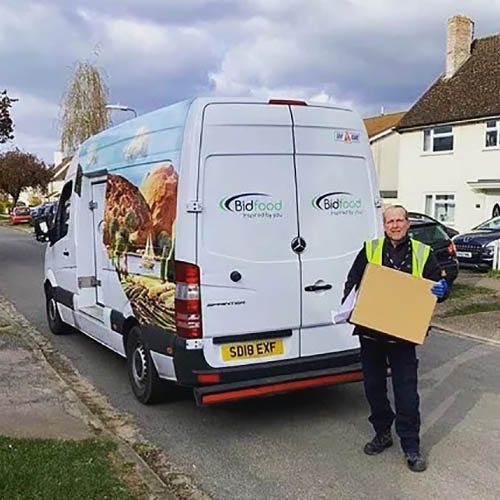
[332,287,358,325]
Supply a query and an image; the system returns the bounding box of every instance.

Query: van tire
[46,289,69,335]
[126,326,165,404]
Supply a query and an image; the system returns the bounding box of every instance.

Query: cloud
[100,15,218,103]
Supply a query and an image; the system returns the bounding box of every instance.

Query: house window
[485,120,499,148]
[424,194,455,224]
[423,126,454,152]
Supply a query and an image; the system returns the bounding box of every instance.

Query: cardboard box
[350,263,437,344]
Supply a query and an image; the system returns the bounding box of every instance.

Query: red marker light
[269,99,307,106]
[197,373,221,384]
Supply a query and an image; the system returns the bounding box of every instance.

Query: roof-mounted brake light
[268,99,307,106]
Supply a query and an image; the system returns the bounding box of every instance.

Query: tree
[0,90,16,144]
[60,61,110,154]
[0,149,53,208]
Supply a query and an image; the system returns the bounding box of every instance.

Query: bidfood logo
[312,191,363,216]
[219,193,283,219]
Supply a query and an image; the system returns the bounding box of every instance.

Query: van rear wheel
[126,326,165,404]
[46,289,69,335]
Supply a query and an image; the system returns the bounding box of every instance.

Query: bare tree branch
[60,61,111,154]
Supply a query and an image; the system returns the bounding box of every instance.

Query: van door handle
[305,284,332,292]
[63,250,70,256]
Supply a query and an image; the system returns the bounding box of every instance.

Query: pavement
[0,294,185,500]
[0,300,95,440]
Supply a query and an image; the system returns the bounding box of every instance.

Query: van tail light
[268,99,307,106]
[175,261,202,339]
[448,241,457,256]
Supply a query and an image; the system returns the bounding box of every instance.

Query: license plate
[221,339,284,362]
[457,251,472,258]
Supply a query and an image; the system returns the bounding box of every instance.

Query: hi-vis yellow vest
[365,237,431,278]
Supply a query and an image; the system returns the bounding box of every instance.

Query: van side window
[53,181,73,242]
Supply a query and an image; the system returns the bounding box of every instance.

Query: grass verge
[486,269,500,279]
[448,283,496,300]
[441,301,500,318]
[0,436,141,500]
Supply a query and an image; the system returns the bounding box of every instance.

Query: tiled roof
[52,155,72,181]
[363,111,406,138]
[398,34,500,130]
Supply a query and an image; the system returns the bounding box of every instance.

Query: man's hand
[431,279,448,299]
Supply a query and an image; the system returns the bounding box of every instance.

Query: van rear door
[197,103,301,367]
[91,180,107,305]
[291,105,382,356]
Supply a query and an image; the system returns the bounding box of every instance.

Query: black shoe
[405,452,427,472]
[363,430,393,455]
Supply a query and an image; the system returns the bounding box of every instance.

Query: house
[397,14,500,232]
[15,152,69,207]
[364,111,406,204]
[48,153,72,200]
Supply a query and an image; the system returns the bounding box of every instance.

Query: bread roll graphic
[140,163,178,240]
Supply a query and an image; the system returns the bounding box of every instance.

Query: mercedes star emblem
[291,236,306,253]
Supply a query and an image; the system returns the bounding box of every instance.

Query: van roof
[70,98,355,178]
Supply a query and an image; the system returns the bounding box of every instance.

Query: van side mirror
[33,217,52,243]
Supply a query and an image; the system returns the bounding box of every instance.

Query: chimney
[445,15,474,79]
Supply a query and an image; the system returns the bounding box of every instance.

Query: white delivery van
[35,98,383,405]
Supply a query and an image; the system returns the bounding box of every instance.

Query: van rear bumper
[173,340,360,384]
[171,339,362,405]
[193,363,363,406]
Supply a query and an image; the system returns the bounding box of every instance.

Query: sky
[2,0,500,164]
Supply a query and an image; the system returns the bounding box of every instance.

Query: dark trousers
[360,336,421,454]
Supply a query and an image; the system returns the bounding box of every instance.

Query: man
[343,205,448,473]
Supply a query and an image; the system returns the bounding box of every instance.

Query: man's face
[384,208,410,242]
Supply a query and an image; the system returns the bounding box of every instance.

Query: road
[1,225,500,500]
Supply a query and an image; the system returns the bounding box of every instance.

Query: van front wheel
[126,327,165,404]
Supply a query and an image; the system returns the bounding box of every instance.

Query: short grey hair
[383,204,409,222]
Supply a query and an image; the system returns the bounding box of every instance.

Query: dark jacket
[343,234,447,342]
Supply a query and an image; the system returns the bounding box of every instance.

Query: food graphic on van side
[140,235,156,270]
[103,165,178,331]
[104,174,153,249]
[122,276,176,330]
[140,163,178,239]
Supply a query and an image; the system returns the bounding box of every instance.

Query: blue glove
[431,279,448,299]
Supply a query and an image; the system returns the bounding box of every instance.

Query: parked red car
[10,206,32,224]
